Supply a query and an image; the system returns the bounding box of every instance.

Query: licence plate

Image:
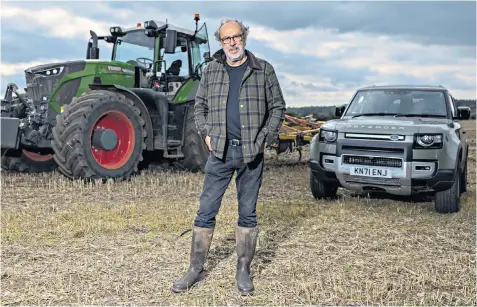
[350,166,392,178]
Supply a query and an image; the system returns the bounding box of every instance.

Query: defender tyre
[460,160,467,194]
[51,90,146,181]
[1,149,56,173]
[435,165,461,213]
[175,105,209,172]
[310,171,338,199]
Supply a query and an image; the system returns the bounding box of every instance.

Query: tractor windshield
[114,30,155,66]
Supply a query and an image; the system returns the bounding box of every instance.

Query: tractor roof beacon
[1,15,212,181]
[308,84,471,214]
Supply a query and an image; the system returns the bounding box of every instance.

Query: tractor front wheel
[51,90,146,181]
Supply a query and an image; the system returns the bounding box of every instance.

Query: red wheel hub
[90,111,135,169]
[22,150,53,162]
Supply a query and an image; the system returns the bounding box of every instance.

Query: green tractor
[1,15,211,180]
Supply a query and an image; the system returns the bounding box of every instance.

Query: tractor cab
[86,16,211,97]
[141,17,211,97]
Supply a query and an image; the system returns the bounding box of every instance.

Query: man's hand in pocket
[205,135,212,152]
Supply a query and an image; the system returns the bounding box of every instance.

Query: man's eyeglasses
[221,34,243,44]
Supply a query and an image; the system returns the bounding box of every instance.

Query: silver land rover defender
[309,85,471,213]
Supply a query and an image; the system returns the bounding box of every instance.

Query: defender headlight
[320,129,337,143]
[414,134,443,149]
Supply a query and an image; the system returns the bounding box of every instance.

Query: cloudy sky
[1,1,475,107]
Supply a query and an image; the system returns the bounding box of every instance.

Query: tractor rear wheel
[175,105,209,172]
[1,149,57,173]
[51,90,146,181]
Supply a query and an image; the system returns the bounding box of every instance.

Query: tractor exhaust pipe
[87,30,100,60]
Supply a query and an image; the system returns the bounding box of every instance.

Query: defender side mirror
[164,29,177,54]
[457,106,471,120]
[335,106,345,117]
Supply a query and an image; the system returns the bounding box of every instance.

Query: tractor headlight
[144,20,158,30]
[110,26,125,37]
[414,133,443,149]
[319,129,337,143]
[37,66,64,77]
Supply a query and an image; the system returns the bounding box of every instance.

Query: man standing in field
[171,18,286,295]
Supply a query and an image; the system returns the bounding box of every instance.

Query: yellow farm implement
[272,114,325,162]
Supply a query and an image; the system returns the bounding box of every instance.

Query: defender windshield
[344,89,448,118]
[114,30,155,64]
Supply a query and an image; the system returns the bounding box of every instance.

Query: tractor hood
[25,60,87,76]
[24,60,87,103]
[24,60,136,104]
[321,117,452,135]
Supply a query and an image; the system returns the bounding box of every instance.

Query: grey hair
[214,18,250,43]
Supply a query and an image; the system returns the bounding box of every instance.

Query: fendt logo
[105,66,134,74]
[345,124,406,130]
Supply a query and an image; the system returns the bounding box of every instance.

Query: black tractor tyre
[1,149,57,173]
[175,106,209,172]
[310,171,338,199]
[51,90,146,181]
[435,165,461,213]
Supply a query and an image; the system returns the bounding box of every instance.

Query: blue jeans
[194,141,264,229]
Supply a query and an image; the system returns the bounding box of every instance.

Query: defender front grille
[343,174,401,186]
[342,145,404,153]
[343,155,402,168]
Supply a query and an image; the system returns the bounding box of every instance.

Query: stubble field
[1,120,476,306]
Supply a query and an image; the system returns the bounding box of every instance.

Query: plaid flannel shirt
[194,49,286,163]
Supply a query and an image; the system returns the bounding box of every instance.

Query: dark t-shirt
[225,57,249,140]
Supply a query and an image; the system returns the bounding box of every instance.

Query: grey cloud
[9,1,475,47]
[1,29,85,63]
[2,1,474,103]
[289,81,337,92]
[118,1,475,46]
[246,38,373,87]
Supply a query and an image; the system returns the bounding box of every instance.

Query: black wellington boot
[235,225,259,296]
[171,226,214,293]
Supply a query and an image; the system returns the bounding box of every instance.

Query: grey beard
[226,49,245,62]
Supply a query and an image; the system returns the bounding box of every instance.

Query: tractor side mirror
[164,29,177,54]
[335,106,345,117]
[457,106,471,120]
